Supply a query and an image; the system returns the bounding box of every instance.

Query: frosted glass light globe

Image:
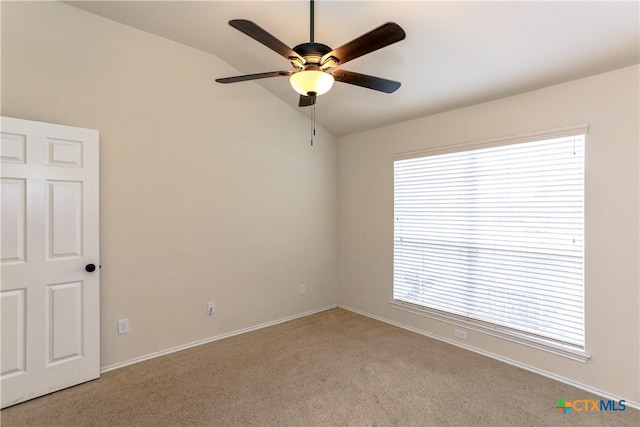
[290,70,334,96]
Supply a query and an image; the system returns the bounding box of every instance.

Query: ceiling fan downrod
[310,0,315,43]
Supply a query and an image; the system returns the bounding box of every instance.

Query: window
[393,131,585,351]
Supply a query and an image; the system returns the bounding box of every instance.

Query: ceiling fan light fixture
[290,70,334,96]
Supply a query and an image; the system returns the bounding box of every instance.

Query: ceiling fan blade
[331,70,401,93]
[321,22,405,67]
[215,71,293,84]
[229,20,304,65]
[298,94,316,107]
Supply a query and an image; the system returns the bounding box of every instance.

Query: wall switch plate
[118,319,129,335]
[208,301,215,316]
[454,329,467,340]
[299,284,306,294]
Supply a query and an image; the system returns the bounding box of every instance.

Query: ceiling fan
[215,0,406,107]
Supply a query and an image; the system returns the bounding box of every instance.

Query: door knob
[85,264,96,273]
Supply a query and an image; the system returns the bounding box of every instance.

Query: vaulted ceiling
[68,1,639,136]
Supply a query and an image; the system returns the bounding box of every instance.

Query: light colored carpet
[1,308,638,426]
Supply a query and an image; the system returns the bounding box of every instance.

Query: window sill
[390,300,591,363]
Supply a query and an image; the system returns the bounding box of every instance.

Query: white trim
[390,301,590,363]
[339,304,638,411]
[393,123,589,160]
[100,305,337,374]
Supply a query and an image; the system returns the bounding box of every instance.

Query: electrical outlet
[118,319,129,335]
[207,301,215,316]
[454,329,467,340]
[299,284,306,294]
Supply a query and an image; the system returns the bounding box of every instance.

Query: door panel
[47,281,84,364]
[48,138,83,167]
[0,132,26,164]
[1,178,27,263]
[0,116,99,408]
[48,180,83,259]
[1,289,26,377]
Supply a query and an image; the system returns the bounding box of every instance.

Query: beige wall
[1,1,338,367]
[338,65,640,402]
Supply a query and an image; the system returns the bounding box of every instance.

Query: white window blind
[393,134,585,349]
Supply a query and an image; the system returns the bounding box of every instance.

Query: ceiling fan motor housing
[292,42,333,69]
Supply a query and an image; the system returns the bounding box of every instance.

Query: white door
[1,116,100,408]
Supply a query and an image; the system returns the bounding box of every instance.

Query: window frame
[391,124,590,363]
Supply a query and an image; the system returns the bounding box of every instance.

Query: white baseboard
[339,304,640,411]
[100,304,338,374]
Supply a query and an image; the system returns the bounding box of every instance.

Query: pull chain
[310,104,316,146]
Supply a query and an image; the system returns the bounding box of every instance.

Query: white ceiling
[67,1,639,136]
